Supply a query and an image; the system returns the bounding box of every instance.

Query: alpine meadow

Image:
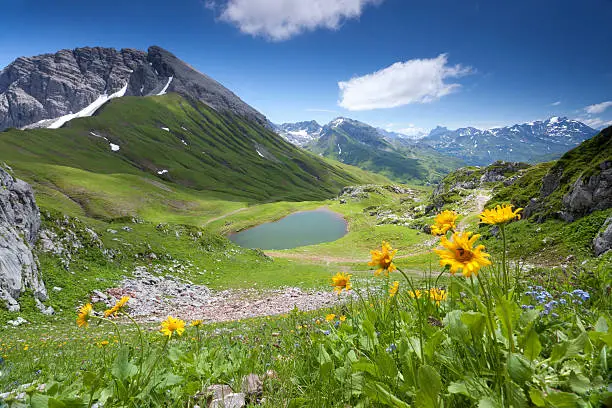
[0,1,611,407]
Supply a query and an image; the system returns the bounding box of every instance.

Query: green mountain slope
[307,118,462,184]
[0,94,385,220]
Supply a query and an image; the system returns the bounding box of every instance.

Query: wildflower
[368,241,398,276]
[429,288,448,305]
[408,289,423,299]
[323,330,331,336]
[389,281,400,298]
[339,315,347,322]
[104,296,130,318]
[571,289,590,302]
[325,314,336,322]
[160,316,186,338]
[430,210,458,236]
[24,345,29,351]
[386,343,397,353]
[433,231,491,277]
[190,320,203,327]
[479,204,522,225]
[316,319,321,325]
[97,340,109,348]
[76,303,93,328]
[331,272,352,294]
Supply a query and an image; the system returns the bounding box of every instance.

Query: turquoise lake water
[228,208,348,250]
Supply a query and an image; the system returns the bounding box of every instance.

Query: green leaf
[528,388,546,407]
[522,327,542,361]
[156,373,184,389]
[447,382,470,397]
[568,371,590,395]
[416,365,441,408]
[507,353,532,386]
[30,394,50,408]
[495,297,519,347]
[364,381,411,408]
[505,381,528,408]
[545,391,581,408]
[111,347,138,382]
[461,311,486,339]
[478,397,502,408]
[594,316,609,333]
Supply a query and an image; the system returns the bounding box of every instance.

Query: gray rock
[206,384,233,400]
[0,46,266,131]
[241,373,263,398]
[7,316,28,326]
[561,161,612,221]
[209,393,245,408]
[0,167,46,310]
[593,216,612,256]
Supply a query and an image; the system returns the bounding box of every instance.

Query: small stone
[206,384,233,400]
[106,229,118,234]
[209,393,245,408]
[7,316,28,326]
[241,374,263,398]
[52,286,62,292]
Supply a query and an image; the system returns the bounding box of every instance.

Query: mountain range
[276,117,463,183]
[275,116,597,167]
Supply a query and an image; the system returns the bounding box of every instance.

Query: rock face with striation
[561,161,612,221]
[0,46,266,130]
[0,167,46,311]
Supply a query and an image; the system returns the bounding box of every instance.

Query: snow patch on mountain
[48,83,128,129]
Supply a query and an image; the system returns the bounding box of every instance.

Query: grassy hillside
[0,94,385,219]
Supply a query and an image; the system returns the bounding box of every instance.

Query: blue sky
[2,0,612,134]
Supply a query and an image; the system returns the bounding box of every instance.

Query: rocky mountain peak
[0,45,267,130]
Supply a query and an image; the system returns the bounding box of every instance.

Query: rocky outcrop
[593,216,612,256]
[0,167,46,311]
[0,46,266,130]
[561,161,612,221]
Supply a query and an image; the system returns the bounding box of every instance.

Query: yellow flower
[429,288,448,305]
[76,303,93,328]
[389,281,400,298]
[97,340,110,348]
[325,314,336,322]
[479,204,522,225]
[430,210,458,236]
[104,296,130,318]
[331,272,352,294]
[190,320,203,327]
[408,289,423,299]
[368,241,398,276]
[160,316,186,338]
[433,231,491,277]
[339,315,347,322]
[24,345,29,351]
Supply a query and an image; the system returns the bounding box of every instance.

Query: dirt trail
[204,207,247,226]
[458,190,491,231]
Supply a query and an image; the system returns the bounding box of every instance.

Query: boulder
[593,216,612,256]
[0,167,46,311]
[209,393,245,408]
[561,161,612,221]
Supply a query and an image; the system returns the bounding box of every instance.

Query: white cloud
[585,101,612,114]
[551,101,561,106]
[580,117,612,129]
[212,0,382,41]
[338,54,473,111]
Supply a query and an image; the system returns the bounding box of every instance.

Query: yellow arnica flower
[429,288,448,305]
[331,272,352,294]
[434,231,492,277]
[430,210,458,236]
[408,289,423,299]
[104,296,130,318]
[368,241,398,276]
[97,340,110,348]
[160,316,186,338]
[190,320,203,327]
[77,303,93,328]
[325,314,336,322]
[389,281,400,298]
[479,204,522,225]
[339,315,347,322]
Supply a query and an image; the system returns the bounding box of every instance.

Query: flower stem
[397,267,425,363]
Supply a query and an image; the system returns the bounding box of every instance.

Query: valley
[0,43,610,408]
